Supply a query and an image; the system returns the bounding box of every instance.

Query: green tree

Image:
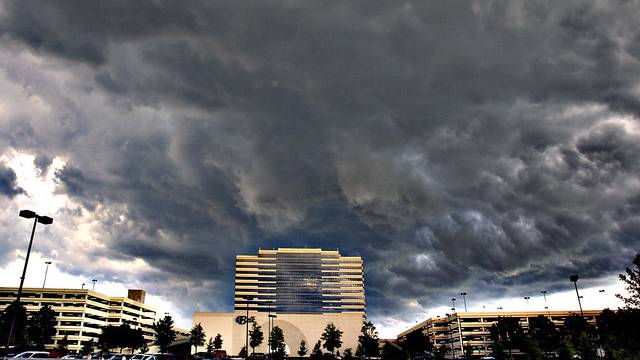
[214,333,223,350]
[153,314,177,353]
[26,304,57,349]
[82,339,95,355]
[490,317,525,358]
[124,326,145,353]
[310,340,323,360]
[239,346,247,358]
[343,348,354,360]
[403,330,431,359]
[298,339,308,357]
[597,308,640,359]
[558,336,575,360]
[190,322,206,353]
[249,322,264,354]
[381,341,405,360]
[617,254,640,308]
[98,324,144,353]
[527,315,557,356]
[0,301,28,346]
[561,315,597,360]
[206,337,214,354]
[269,326,286,360]
[358,320,380,359]
[433,345,448,360]
[58,334,70,354]
[140,341,150,354]
[321,323,343,355]
[464,342,474,360]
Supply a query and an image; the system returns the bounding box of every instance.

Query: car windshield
[13,353,33,358]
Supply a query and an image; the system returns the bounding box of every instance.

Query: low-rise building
[397,310,602,356]
[0,287,157,352]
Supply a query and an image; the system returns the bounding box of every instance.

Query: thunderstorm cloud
[0,0,639,331]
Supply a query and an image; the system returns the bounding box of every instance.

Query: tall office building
[194,248,366,355]
[234,248,365,314]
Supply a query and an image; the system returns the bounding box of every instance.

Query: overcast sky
[0,1,638,338]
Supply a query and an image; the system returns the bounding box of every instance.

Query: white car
[12,352,50,359]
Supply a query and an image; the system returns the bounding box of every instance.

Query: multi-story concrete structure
[194,248,365,355]
[397,310,602,357]
[0,287,157,352]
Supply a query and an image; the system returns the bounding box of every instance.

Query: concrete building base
[193,311,364,356]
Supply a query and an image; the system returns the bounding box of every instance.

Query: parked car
[212,351,227,359]
[61,355,85,360]
[12,352,51,359]
[107,354,129,360]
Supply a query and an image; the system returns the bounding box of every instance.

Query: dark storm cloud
[1,0,640,326]
[0,163,24,198]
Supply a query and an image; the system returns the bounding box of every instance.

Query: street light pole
[42,261,52,288]
[570,275,584,317]
[4,210,53,359]
[541,290,549,315]
[244,296,253,360]
[91,279,97,291]
[268,314,277,355]
[451,298,456,312]
[524,296,531,306]
[460,292,468,312]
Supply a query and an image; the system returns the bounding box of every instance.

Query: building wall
[397,310,603,356]
[0,287,156,352]
[193,311,364,356]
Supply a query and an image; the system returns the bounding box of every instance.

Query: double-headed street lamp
[524,296,531,306]
[4,210,53,358]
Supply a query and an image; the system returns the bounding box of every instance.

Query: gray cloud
[0,163,24,198]
[0,0,639,328]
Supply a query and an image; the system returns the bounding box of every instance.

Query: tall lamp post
[460,292,468,312]
[570,275,584,317]
[3,210,53,359]
[541,290,549,314]
[42,261,52,288]
[451,298,456,312]
[244,296,254,360]
[91,279,97,291]
[268,314,277,355]
[524,296,531,306]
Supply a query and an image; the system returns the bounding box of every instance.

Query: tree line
[188,319,381,360]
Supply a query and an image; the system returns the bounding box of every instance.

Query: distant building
[0,287,156,352]
[194,248,365,355]
[397,310,602,356]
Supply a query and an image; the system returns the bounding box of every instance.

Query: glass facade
[234,248,365,314]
